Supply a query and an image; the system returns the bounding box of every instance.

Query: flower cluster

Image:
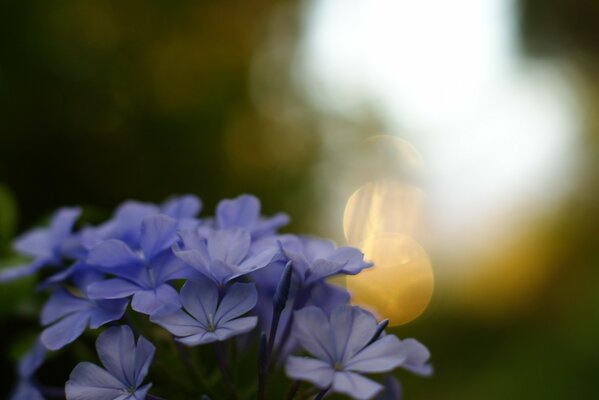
[2,194,431,400]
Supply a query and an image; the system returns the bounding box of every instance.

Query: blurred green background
[1,0,599,398]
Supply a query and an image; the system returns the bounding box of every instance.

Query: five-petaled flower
[65,325,155,400]
[151,275,258,345]
[86,214,190,315]
[286,305,408,400]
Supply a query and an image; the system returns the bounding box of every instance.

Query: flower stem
[213,342,237,400]
[285,380,301,400]
[313,388,329,400]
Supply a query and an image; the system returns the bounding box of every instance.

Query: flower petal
[285,356,334,389]
[13,228,51,258]
[89,299,129,329]
[293,306,335,363]
[345,335,407,373]
[180,278,218,326]
[87,240,142,269]
[18,339,46,378]
[95,326,136,386]
[87,279,140,300]
[49,207,81,245]
[41,288,93,325]
[41,312,90,350]
[330,305,378,364]
[214,282,257,324]
[400,338,433,377]
[140,215,178,260]
[151,309,204,337]
[0,260,45,282]
[216,195,260,229]
[214,316,258,340]
[133,336,155,387]
[131,284,181,316]
[65,362,127,400]
[207,229,250,265]
[162,195,202,219]
[332,371,383,400]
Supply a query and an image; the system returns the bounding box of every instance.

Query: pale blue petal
[330,305,378,364]
[41,312,90,350]
[131,284,181,316]
[216,195,260,229]
[89,299,129,328]
[215,316,258,340]
[13,228,51,258]
[292,307,335,363]
[0,260,45,282]
[214,282,257,324]
[133,336,155,387]
[285,356,334,388]
[332,371,383,400]
[87,240,142,269]
[206,229,250,265]
[345,335,407,373]
[66,362,127,400]
[400,338,433,377]
[41,288,92,325]
[18,339,46,378]
[140,215,177,260]
[132,383,152,400]
[96,326,136,386]
[162,195,202,219]
[87,279,140,300]
[151,309,204,337]
[180,278,218,326]
[176,331,217,346]
[49,207,81,245]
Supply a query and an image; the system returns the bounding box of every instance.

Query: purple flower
[173,227,280,286]
[285,305,407,400]
[65,325,155,400]
[215,194,289,239]
[40,272,128,350]
[151,276,258,346]
[0,208,80,282]
[280,236,372,285]
[86,214,189,315]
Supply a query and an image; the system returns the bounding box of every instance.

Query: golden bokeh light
[343,179,425,247]
[347,233,434,326]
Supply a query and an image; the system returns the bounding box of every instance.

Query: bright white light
[297,0,581,255]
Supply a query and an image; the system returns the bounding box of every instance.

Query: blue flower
[280,236,372,285]
[151,276,258,346]
[40,276,128,350]
[81,195,202,252]
[173,227,280,286]
[0,208,80,282]
[285,305,407,400]
[65,325,155,400]
[10,339,46,400]
[86,214,190,315]
[215,194,289,239]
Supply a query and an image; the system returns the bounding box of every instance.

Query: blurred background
[1,0,598,398]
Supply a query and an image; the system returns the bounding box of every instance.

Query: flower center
[207,313,216,332]
[334,361,343,371]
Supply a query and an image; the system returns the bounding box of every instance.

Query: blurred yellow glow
[343,177,433,326]
[347,233,434,326]
[343,179,425,247]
